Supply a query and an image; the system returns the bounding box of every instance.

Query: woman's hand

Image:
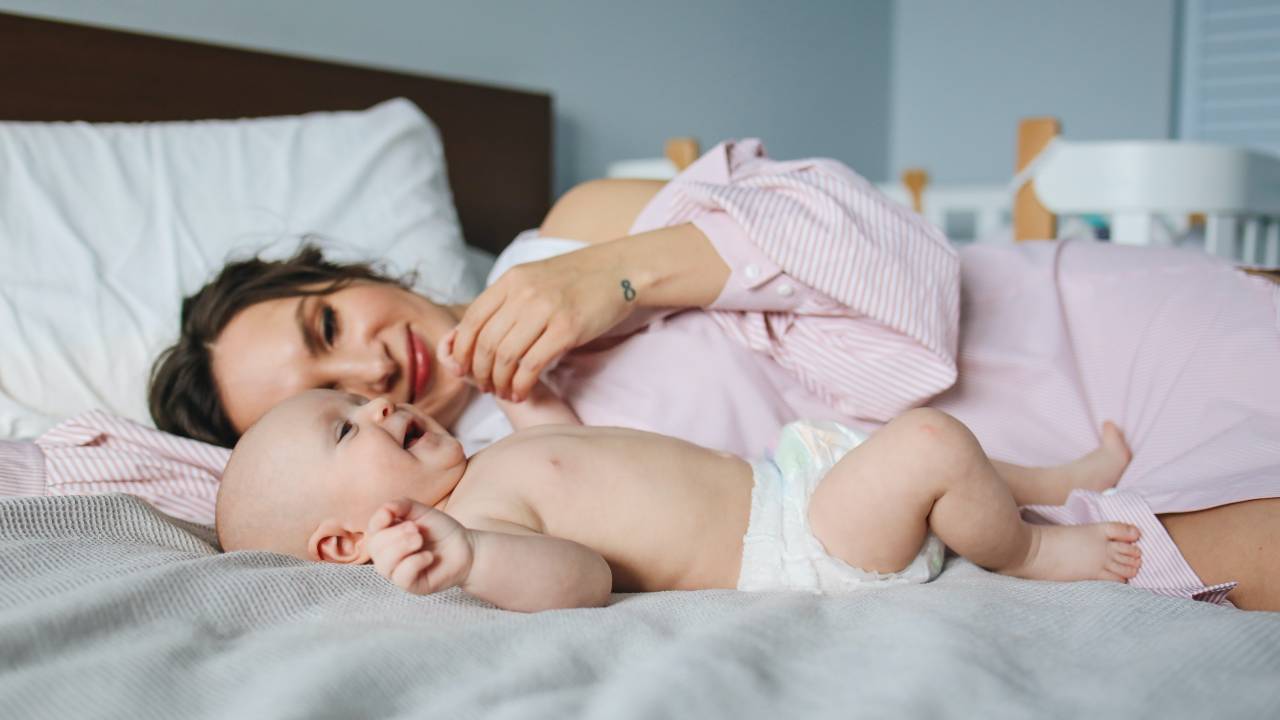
[444,247,638,401]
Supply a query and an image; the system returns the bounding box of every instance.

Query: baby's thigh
[808,421,940,574]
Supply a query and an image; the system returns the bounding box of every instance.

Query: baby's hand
[365,498,474,595]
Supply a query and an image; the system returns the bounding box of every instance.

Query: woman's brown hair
[148,244,410,448]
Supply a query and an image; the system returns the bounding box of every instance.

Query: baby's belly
[529,441,756,592]
[595,473,754,593]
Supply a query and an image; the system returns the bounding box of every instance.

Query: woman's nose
[326,347,396,395]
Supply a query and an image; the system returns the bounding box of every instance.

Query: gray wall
[889,0,1178,183]
[0,0,892,195]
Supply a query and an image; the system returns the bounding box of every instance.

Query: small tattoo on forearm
[620,279,636,302]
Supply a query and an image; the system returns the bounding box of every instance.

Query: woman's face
[210,281,473,435]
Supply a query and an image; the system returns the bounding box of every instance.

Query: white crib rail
[1034,140,1280,265]
[877,183,1011,243]
[883,140,1280,266]
[610,139,1280,267]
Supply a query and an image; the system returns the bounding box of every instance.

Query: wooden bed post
[1013,117,1060,242]
[901,168,929,214]
[665,137,700,171]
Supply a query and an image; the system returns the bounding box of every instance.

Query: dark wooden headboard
[0,11,551,255]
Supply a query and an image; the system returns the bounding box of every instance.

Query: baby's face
[224,389,466,560]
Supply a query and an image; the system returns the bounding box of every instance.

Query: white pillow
[0,98,484,439]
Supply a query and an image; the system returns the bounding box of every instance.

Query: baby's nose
[361,395,395,420]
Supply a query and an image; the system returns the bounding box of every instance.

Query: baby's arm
[438,327,580,430]
[365,498,611,612]
[494,380,581,430]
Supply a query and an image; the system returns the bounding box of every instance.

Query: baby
[217,388,1141,612]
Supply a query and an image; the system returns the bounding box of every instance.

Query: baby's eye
[337,420,353,443]
[321,306,338,346]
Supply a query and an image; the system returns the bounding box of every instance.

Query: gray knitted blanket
[1,494,1278,719]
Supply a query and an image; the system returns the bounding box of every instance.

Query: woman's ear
[308,518,371,564]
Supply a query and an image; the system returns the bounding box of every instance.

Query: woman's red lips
[408,329,430,404]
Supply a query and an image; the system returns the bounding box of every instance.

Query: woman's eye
[321,306,338,346]
[337,420,353,442]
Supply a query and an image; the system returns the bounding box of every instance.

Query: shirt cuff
[694,212,806,312]
[0,440,48,497]
[1022,489,1237,607]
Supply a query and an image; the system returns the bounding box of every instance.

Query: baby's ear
[308,519,370,565]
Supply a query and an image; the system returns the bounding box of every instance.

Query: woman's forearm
[590,223,730,310]
[446,221,731,400]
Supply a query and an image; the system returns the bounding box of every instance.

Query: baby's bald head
[215,390,467,562]
[216,403,328,558]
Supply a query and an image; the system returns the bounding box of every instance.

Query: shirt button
[743,264,761,280]
[777,283,794,297]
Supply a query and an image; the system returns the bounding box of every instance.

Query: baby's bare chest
[452,431,753,544]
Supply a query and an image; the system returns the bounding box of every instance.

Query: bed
[2,12,1280,720]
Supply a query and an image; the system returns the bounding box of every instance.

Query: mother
[150,139,1280,610]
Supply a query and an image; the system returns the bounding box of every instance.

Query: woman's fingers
[470,305,521,392]
[450,286,505,376]
[435,329,462,376]
[509,326,573,401]
[491,321,549,399]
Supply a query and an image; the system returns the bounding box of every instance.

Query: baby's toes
[1105,541,1142,578]
[1102,522,1140,543]
[1104,558,1139,581]
[1114,542,1141,563]
[1100,566,1134,582]
[1100,421,1131,457]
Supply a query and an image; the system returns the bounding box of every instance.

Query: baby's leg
[808,409,1142,582]
[991,422,1132,506]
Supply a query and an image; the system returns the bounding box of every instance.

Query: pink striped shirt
[547,138,960,455]
[0,411,227,525]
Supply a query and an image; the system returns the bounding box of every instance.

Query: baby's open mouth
[403,420,425,450]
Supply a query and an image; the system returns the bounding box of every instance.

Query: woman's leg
[539,179,666,245]
[808,408,1141,581]
[1161,499,1280,611]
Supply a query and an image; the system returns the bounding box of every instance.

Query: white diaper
[737,420,946,593]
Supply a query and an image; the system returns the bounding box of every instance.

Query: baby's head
[216,389,466,562]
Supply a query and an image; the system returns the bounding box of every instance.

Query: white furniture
[608,129,1280,266]
[886,128,1280,266]
[1030,139,1280,263]
[875,182,1012,244]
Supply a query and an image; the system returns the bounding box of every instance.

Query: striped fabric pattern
[0,440,45,497]
[31,410,227,525]
[664,139,961,422]
[1024,489,1237,606]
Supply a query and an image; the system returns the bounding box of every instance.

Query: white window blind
[1179,0,1280,156]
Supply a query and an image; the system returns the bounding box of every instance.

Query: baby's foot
[1006,522,1142,583]
[1052,422,1132,497]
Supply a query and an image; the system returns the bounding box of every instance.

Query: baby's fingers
[391,550,439,594]
[367,499,414,535]
[368,522,423,578]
